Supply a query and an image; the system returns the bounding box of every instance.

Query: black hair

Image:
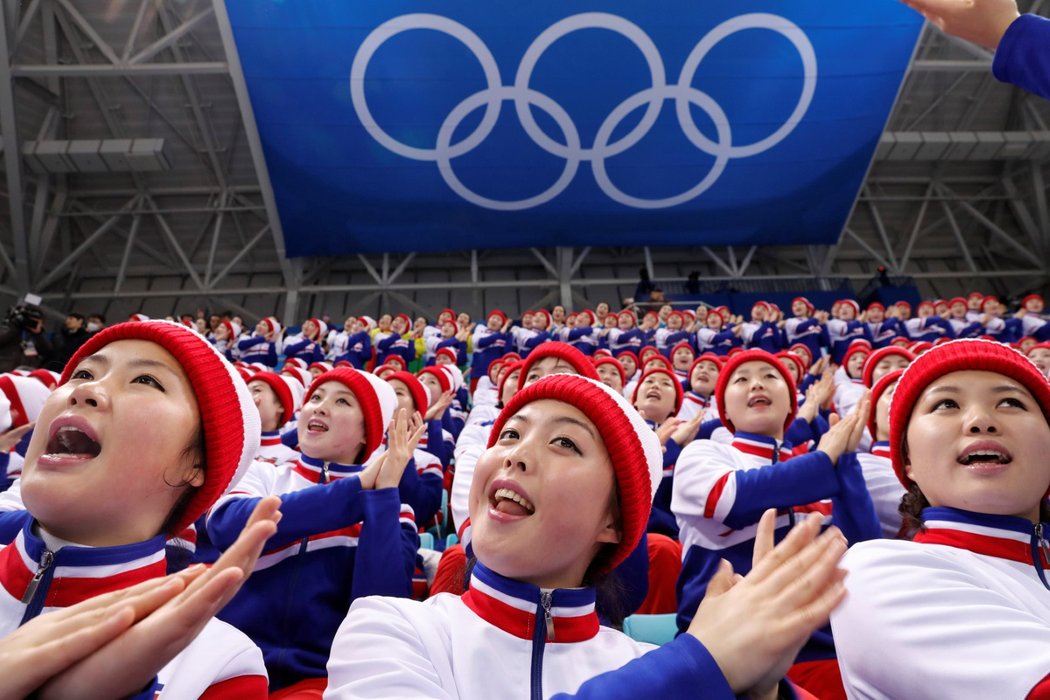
[159,425,207,539]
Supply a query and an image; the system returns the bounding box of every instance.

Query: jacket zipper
[1032,524,1050,591]
[530,590,553,700]
[19,548,55,624]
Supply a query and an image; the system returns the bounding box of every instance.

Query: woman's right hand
[686,510,847,696]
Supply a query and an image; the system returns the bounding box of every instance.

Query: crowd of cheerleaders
[0,291,1048,698]
[190,292,1050,384]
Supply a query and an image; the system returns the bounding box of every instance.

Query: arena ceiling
[0,0,1047,322]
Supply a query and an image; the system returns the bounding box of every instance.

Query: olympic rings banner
[225,1,922,256]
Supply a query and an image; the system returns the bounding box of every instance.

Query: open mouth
[490,487,535,517]
[645,390,663,401]
[748,396,772,408]
[306,419,329,433]
[45,425,101,459]
[957,444,1012,466]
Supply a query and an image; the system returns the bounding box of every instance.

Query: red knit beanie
[487,309,508,325]
[497,361,524,404]
[615,349,639,367]
[792,296,815,315]
[642,354,673,372]
[305,368,397,462]
[593,356,626,387]
[418,366,451,394]
[787,343,813,369]
[250,371,296,426]
[489,375,662,573]
[868,369,904,437]
[862,346,915,388]
[516,342,599,394]
[888,339,1050,490]
[715,349,798,433]
[670,341,696,361]
[632,367,684,416]
[689,353,722,378]
[435,347,458,365]
[60,320,260,533]
[386,370,430,414]
[842,340,873,377]
[776,352,806,383]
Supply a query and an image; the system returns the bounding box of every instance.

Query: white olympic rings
[349,12,817,211]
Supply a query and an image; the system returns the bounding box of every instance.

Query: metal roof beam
[911,59,992,72]
[211,0,296,307]
[128,6,213,66]
[12,62,228,77]
[0,5,28,291]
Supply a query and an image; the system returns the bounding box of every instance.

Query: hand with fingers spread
[687,510,848,696]
[900,0,1020,48]
[375,410,427,491]
[2,496,281,700]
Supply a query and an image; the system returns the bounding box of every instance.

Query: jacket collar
[684,391,708,408]
[0,518,166,608]
[870,441,891,459]
[917,506,1050,569]
[462,562,599,643]
[294,454,363,483]
[260,431,283,447]
[731,431,793,462]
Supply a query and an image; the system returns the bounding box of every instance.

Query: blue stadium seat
[419,532,435,550]
[622,613,678,646]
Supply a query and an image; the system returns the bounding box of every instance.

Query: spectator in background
[44,313,91,372]
[901,0,1050,100]
[86,313,106,333]
[634,267,655,302]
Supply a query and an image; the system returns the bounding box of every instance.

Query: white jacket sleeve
[451,421,491,543]
[832,541,1050,700]
[325,597,456,700]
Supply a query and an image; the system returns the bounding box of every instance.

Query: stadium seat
[622,613,678,646]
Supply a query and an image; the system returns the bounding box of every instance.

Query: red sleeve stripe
[704,472,732,519]
[197,674,269,699]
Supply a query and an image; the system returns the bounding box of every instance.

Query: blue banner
[226,1,922,256]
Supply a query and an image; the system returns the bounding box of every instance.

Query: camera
[7,293,43,331]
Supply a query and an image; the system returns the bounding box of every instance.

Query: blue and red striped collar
[293,454,363,483]
[462,562,599,644]
[260,431,283,447]
[870,441,891,459]
[684,391,709,408]
[0,517,166,609]
[917,507,1050,568]
[731,432,793,463]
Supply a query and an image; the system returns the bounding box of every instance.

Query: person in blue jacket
[902,0,1050,99]
[672,350,880,699]
[325,373,850,700]
[208,368,422,693]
